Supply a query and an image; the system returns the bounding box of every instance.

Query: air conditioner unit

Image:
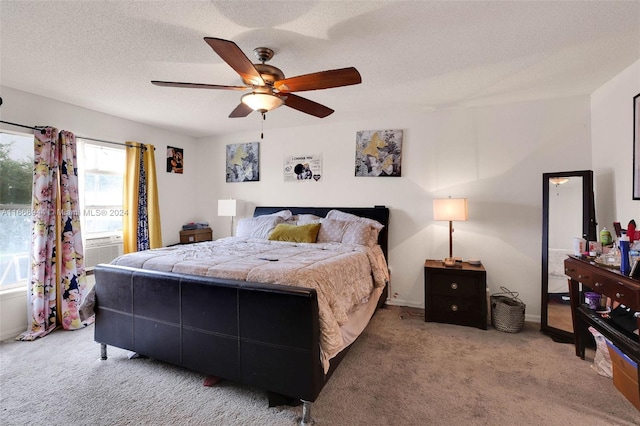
[85,235,123,270]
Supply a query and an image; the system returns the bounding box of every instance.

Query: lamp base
[442,257,462,268]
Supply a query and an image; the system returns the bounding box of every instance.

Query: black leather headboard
[253,206,390,260]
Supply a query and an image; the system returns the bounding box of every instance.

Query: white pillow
[341,221,373,246]
[316,219,349,243]
[296,214,323,225]
[316,219,372,246]
[284,215,299,225]
[325,209,384,246]
[263,210,293,220]
[236,216,284,239]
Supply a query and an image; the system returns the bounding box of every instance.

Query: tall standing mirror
[541,170,596,342]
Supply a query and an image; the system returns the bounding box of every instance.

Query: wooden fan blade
[204,37,265,86]
[283,94,334,118]
[151,81,247,90]
[229,103,254,118]
[274,67,361,93]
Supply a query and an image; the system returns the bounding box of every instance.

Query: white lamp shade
[433,198,468,221]
[217,199,237,217]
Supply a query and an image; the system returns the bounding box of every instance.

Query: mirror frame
[541,170,597,342]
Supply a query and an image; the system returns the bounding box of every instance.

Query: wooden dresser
[564,256,640,408]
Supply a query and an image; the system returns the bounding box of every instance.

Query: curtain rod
[0,120,152,150]
[0,120,46,134]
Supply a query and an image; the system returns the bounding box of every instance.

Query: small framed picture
[588,241,603,255]
[167,146,184,174]
[630,258,640,279]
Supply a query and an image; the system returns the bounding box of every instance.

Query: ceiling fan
[152,37,362,119]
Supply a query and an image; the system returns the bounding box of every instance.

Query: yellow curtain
[144,144,162,249]
[123,143,140,253]
[123,142,162,253]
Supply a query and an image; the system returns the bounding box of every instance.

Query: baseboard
[385,298,423,309]
[525,314,541,324]
[386,298,542,326]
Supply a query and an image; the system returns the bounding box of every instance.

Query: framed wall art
[633,93,640,199]
[355,129,403,177]
[226,142,259,182]
[283,154,322,182]
[166,146,184,174]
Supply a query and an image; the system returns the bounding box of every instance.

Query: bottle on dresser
[619,231,631,275]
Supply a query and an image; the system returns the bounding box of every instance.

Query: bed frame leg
[299,400,313,425]
[100,343,107,361]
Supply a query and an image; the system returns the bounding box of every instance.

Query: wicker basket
[490,286,526,333]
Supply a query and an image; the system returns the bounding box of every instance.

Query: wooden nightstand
[424,259,487,330]
[179,228,212,244]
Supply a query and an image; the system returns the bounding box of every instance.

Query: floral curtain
[18,128,90,341]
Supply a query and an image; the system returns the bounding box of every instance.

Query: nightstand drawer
[430,295,484,326]
[430,295,482,315]
[430,273,481,297]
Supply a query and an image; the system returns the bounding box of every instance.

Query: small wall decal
[283,154,322,182]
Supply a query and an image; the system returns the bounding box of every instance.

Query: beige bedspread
[111,237,390,368]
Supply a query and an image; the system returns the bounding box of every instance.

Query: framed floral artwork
[355,129,402,177]
[226,142,259,182]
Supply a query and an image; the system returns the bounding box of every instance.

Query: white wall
[0,86,198,340]
[591,59,640,232]
[194,96,592,316]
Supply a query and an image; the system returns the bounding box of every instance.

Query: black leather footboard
[94,264,325,402]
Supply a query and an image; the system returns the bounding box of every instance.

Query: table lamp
[433,197,468,265]
[217,199,237,237]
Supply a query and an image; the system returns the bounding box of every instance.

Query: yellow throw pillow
[268,223,321,243]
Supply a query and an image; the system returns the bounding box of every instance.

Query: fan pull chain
[261,112,265,139]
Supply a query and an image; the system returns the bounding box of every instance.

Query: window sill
[0,285,28,299]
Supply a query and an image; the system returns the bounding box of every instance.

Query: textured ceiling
[1,1,639,138]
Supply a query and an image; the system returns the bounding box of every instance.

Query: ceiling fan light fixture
[549,177,570,186]
[154,38,361,118]
[241,92,284,113]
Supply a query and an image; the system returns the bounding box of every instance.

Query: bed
[92,206,390,422]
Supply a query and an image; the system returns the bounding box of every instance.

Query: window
[0,135,127,289]
[0,132,33,289]
[80,142,125,237]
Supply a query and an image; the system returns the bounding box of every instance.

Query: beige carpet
[1,306,639,425]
